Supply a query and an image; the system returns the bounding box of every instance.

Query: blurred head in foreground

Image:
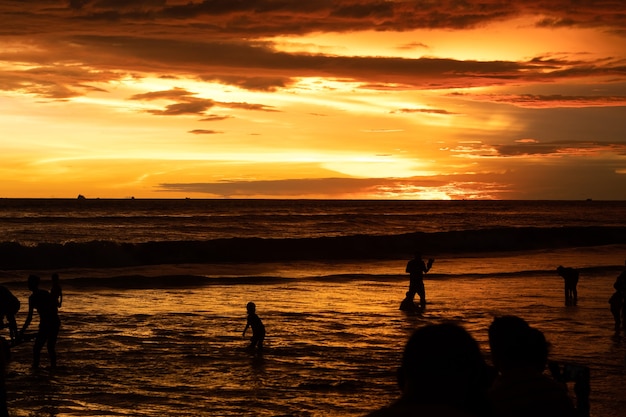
[488,315,548,373]
[367,322,491,417]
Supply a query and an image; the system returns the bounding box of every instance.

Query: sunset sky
[1,1,626,200]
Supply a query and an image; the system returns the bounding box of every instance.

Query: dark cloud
[469,93,626,108]
[496,162,626,200]
[157,161,626,200]
[130,88,215,115]
[199,114,232,122]
[392,107,458,115]
[55,1,626,34]
[158,176,449,198]
[147,99,215,115]
[1,22,624,100]
[397,42,430,50]
[200,74,295,91]
[330,1,394,19]
[0,63,121,99]
[129,87,276,115]
[130,87,194,101]
[188,129,222,134]
[493,140,626,156]
[34,35,615,89]
[219,102,279,112]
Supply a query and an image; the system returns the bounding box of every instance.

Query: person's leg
[32,335,45,368]
[6,315,17,342]
[258,335,264,350]
[416,281,426,308]
[408,280,417,302]
[47,325,59,368]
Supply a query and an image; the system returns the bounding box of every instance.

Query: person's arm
[424,258,434,273]
[242,318,250,337]
[58,289,63,308]
[20,296,34,335]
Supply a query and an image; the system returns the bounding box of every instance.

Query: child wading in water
[243,302,265,351]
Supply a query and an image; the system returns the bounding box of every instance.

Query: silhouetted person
[405,253,434,309]
[488,315,576,417]
[20,275,60,369]
[613,260,626,327]
[0,286,20,344]
[556,266,579,306]
[243,302,265,351]
[609,290,623,333]
[366,322,492,417]
[50,273,63,308]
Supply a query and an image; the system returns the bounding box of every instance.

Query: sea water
[1,199,626,416]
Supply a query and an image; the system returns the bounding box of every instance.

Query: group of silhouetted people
[555,260,626,334]
[0,274,62,367]
[0,274,62,416]
[366,316,587,417]
[404,254,624,337]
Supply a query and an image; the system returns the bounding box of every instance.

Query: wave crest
[1,226,625,270]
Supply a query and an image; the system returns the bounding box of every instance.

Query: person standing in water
[20,275,60,369]
[405,253,434,309]
[556,266,579,306]
[243,302,265,351]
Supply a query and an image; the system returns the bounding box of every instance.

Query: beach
[1,252,625,416]
[1,199,626,416]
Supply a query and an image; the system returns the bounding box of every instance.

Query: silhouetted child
[399,291,419,312]
[242,302,265,351]
[50,273,63,308]
[609,290,623,333]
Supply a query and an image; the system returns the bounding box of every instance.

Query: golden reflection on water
[6,270,625,416]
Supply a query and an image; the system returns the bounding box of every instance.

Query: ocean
[0,199,625,416]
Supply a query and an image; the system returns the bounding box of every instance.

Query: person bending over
[20,275,60,369]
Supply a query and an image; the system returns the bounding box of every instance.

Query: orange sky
[1,1,626,199]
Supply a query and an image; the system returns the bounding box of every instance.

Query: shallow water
[2,199,625,416]
[4,266,625,417]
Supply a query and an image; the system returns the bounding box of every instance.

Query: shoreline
[2,244,624,288]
